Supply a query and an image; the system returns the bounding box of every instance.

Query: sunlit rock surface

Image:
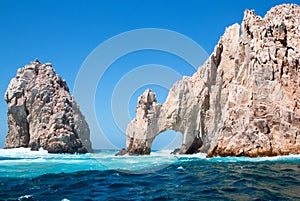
[5,59,92,154]
[120,4,300,157]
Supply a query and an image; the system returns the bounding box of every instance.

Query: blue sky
[0,0,297,150]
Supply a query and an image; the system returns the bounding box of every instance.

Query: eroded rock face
[4,59,92,153]
[208,4,300,157]
[123,4,300,157]
[124,23,240,155]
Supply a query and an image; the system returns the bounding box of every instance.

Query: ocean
[1,148,300,200]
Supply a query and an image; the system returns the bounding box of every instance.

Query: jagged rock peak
[209,3,300,157]
[4,59,92,154]
[119,4,300,157]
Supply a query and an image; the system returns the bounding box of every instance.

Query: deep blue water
[1,148,300,201]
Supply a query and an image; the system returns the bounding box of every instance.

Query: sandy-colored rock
[4,59,92,153]
[121,4,300,157]
[208,4,300,157]
[123,23,240,155]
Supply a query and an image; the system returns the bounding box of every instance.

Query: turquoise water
[1,148,300,200]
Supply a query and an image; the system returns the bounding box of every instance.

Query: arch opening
[151,130,182,152]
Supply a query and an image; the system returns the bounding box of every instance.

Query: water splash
[1,148,300,178]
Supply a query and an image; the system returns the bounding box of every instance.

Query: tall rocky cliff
[122,4,300,157]
[4,59,92,153]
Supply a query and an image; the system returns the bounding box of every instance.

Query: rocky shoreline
[3,4,300,157]
[118,4,300,157]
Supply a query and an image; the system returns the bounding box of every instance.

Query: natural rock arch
[119,4,300,157]
[121,22,240,156]
[125,88,206,155]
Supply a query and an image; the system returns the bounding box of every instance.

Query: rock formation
[121,4,300,157]
[4,59,92,154]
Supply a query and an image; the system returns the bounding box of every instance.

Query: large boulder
[121,4,300,157]
[4,59,92,153]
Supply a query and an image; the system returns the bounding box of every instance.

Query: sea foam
[1,148,300,178]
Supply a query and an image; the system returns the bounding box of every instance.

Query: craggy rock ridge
[121,4,300,157]
[4,59,92,153]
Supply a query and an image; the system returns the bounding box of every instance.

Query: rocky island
[119,4,300,157]
[4,59,92,154]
